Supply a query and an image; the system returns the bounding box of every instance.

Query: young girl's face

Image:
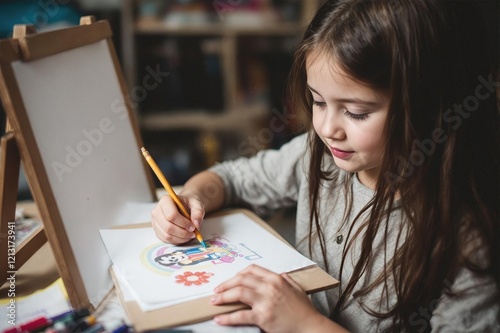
[306,51,390,189]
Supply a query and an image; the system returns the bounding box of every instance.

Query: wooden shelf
[140,104,269,132]
[121,0,320,168]
[135,19,303,36]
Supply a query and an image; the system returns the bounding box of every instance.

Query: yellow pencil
[141,147,207,249]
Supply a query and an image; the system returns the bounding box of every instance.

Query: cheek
[352,126,385,152]
[362,114,387,146]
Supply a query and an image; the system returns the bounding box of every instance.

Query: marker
[50,311,74,323]
[110,323,129,333]
[52,322,68,333]
[71,308,91,322]
[145,328,193,333]
[68,315,96,333]
[81,323,104,333]
[21,316,51,332]
[51,308,90,325]
[3,326,20,333]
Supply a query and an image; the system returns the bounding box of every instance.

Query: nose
[320,108,345,140]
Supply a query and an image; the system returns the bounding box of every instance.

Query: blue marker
[81,323,105,333]
[111,323,129,333]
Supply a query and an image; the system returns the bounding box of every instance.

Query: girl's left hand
[210,264,326,333]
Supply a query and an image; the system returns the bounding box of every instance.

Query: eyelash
[312,101,326,109]
[312,101,369,121]
[344,110,369,121]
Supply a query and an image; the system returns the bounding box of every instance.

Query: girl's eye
[344,109,369,121]
[313,101,327,109]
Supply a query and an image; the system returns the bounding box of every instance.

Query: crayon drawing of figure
[151,237,242,271]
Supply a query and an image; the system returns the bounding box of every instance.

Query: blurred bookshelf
[121,0,318,185]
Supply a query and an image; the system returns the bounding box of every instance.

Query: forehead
[306,49,350,83]
[306,49,390,103]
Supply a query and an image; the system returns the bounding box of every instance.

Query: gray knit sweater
[209,133,499,332]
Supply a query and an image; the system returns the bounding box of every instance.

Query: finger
[152,222,169,243]
[186,198,205,230]
[151,204,172,243]
[162,221,196,243]
[214,266,266,294]
[210,285,258,307]
[151,215,194,244]
[151,196,196,243]
[213,309,256,327]
[159,196,196,232]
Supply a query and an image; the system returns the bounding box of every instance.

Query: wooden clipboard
[109,209,339,331]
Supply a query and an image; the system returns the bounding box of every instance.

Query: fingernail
[210,296,217,304]
[187,225,195,232]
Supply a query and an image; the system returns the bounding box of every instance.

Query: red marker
[3,326,20,333]
[21,316,51,332]
[3,316,51,333]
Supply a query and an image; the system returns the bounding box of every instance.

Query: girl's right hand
[151,194,205,244]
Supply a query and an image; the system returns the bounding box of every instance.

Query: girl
[152,0,500,332]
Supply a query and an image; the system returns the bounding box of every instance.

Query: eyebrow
[307,84,384,107]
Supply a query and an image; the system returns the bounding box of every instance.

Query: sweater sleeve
[429,266,500,332]
[208,133,308,217]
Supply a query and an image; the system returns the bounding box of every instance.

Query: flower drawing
[175,271,214,286]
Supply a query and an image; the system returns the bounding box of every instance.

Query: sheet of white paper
[101,213,315,311]
[112,266,195,311]
[0,279,71,331]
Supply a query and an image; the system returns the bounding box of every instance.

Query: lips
[331,147,354,159]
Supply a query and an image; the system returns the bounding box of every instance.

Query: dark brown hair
[287,0,499,331]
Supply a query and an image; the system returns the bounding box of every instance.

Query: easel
[0,25,47,285]
[0,15,156,310]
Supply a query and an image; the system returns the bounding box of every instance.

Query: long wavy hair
[286,0,500,331]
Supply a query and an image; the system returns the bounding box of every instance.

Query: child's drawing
[141,236,258,276]
[175,271,214,286]
[100,213,316,310]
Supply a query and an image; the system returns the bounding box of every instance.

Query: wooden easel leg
[0,132,20,280]
[0,131,46,282]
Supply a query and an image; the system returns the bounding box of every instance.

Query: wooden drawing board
[0,17,156,309]
[111,209,339,331]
